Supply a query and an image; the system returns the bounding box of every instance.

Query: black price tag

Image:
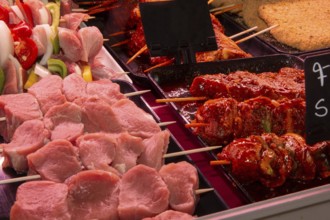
[304,54,330,145]
[139,0,217,63]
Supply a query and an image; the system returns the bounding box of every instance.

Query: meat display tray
[223,13,330,56]
[83,1,277,86]
[0,80,228,219]
[147,54,330,202]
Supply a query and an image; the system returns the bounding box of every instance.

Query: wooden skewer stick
[0,117,5,122]
[0,175,41,185]
[196,188,214,195]
[156,96,207,103]
[210,160,231,166]
[185,123,208,128]
[207,0,215,5]
[235,24,279,44]
[209,4,235,13]
[111,39,130,47]
[60,16,95,23]
[163,145,222,158]
[124,90,151,97]
[229,26,258,39]
[157,121,176,127]
[143,59,174,73]
[109,30,134,37]
[72,8,88,12]
[126,45,148,64]
[213,4,242,16]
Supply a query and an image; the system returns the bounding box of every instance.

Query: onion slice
[8,54,24,93]
[38,24,53,65]
[0,21,14,69]
[34,63,51,78]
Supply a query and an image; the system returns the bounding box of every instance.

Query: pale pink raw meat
[28,75,67,114]
[78,26,103,62]
[118,164,170,220]
[58,27,84,62]
[76,132,117,171]
[10,181,71,220]
[66,170,120,220]
[31,25,47,56]
[1,119,50,173]
[62,73,87,102]
[0,93,43,142]
[27,139,82,182]
[112,132,145,174]
[159,161,199,215]
[142,210,195,220]
[24,0,51,25]
[111,99,161,138]
[3,59,18,94]
[60,13,90,31]
[43,102,84,142]
[76,97,123,133]
[86,79,126,105]
[137,130,170,170]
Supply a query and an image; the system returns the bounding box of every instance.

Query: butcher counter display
[1,0,330,219]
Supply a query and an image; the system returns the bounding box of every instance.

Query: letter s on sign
[315,98,328,117]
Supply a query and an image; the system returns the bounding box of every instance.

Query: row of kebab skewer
[156,66,330,189]
[0,73,219,220]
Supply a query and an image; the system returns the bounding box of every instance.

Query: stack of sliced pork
[0,74,200,219]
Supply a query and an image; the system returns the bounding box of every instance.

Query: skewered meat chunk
[27,139,82,183]
[142,210,195,220]
[1,119,50,173]
[10,181,70,220]
[192,96,305,145]
[118,164,170,220]
[62,73,87,102]
[28,75,67,115]
[217,133,330,188]
[66,170,120,220]
[58,27,84,62]
[76,133,117,171]
[0,93,43,142]
[43,102,84,142]
[78,26,104,62]
[159,161,199,215]
[138,130,170,170]
[189,67,305,101]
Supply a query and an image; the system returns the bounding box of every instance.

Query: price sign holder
[139,0,217,64]
[304,54,330,145]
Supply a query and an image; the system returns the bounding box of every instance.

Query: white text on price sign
[305,54,330,145]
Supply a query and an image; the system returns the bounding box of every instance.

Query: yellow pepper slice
[82,65,93,82]
[24,71,39,90]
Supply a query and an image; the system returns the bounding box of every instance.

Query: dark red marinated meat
[216,133,330,188]
[192,96,305,145]
[189,68,305,101]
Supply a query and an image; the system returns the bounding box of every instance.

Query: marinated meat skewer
[189,67,305,101]
[190,96,305,145]
[213,133,330,188]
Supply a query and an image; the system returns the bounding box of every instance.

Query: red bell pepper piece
[9,21,33,40]
[0,5,10,24]
[14,38,38,70]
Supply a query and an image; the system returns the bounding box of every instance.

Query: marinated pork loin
[76,132,117,171]
[111,99,161,138]
[66,170,120,220]
[138,130,170,170]
[78,26,103,62]
[142,210,195,220]
[76,96,123,133]
[10,181,71,220]
[58,27,84,62]
[118,164,170,220]
[60,13,91,31]
[86,79,126,105]
[1,120,50,173]
[0,93,43,142]
[112,132,145,174]
[28,75,67,114]
[62,73,87,102]
[43,102,84,142]
[27,139,82,183]
[159,161,199,215]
